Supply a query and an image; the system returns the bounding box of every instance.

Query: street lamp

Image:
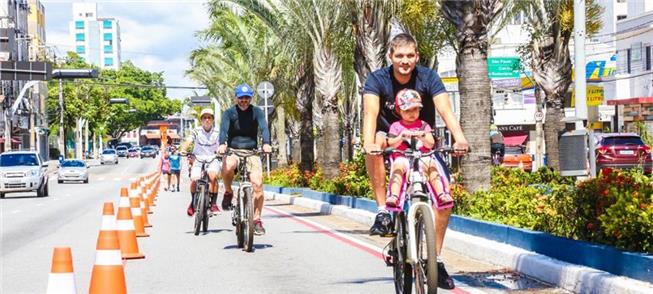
[52,69,98,159]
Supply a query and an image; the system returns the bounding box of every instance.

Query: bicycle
[223,148,268,252]
[187,154,220,236]
[371,138,459,294]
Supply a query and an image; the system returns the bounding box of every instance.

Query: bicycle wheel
[393,213,413,294]
[194,185,206,236]
[413,205,438,294]
[202,192,209,233]
[243,186,255,252]
[235,188,244,248]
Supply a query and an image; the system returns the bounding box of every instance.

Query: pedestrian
[169,146,181,192]
[160,151,171,191]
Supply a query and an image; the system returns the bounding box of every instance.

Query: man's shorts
[170,169,181,176]
[226,149,263,176]
[190,156,221,180]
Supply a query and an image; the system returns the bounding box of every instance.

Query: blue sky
[42,0,211,100]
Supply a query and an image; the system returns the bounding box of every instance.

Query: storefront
[607,96,653,133]
[498,124,533,147]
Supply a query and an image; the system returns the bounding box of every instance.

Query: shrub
[264,164,308,187]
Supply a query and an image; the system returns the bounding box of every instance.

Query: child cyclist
[385,89,453,207]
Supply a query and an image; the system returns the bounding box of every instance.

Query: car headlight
[31,170,39,176]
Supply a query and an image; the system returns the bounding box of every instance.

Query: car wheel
[0,193,5,199]
[44,182,49,196]
[83,179,89,184]
[37,184,45,197]
[58,180,63,184]
[101,162,104,165]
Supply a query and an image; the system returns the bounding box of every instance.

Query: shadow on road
[332,277,393,285]
[223,244,274,250]
[184,228,233,234]
[266,212,323,219]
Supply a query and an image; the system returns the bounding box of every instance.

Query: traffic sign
[534,110,544,122]
[257,81,275,100]
[488,57,521,79]
[1,61,52,81]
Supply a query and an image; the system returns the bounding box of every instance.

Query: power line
[59,79,207,90]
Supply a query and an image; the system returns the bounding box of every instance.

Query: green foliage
[453,167,653,254]
[47,52,181,143]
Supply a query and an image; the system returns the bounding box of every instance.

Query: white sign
[534,110,544,122]
[256,81,275,100]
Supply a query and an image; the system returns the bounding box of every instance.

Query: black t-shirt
[363,65,447,132]
[218,105,271,149]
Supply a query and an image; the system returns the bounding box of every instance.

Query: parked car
[100,149,119,165]
[140,146,157,158]
[501,145,533,172]
[58,159,89,184]
[116,146,128,157]
[595,133,652,173]
[0,151,49,198]
[127,148,140,158]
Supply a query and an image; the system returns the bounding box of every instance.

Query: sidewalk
[263,189,653,294]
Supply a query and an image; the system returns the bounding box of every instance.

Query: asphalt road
[1,156,567,294]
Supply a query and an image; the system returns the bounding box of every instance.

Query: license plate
[620,150,635,155]
[7,179,21,184]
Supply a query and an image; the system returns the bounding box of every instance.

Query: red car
[501,146,533,172]
[594,133,652,174]
[127,148,139,158]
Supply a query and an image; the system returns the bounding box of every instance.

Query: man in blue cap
[218,83,272,235]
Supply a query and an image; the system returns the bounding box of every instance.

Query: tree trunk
[274,107,288,167]
[288,119,301,164]
[456,48,492,192]
[320,110,341,178]
[543,97,565,171]
[296,63,315,172]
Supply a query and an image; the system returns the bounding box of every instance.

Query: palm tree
[518,0,603,170]
[441,0,505,192]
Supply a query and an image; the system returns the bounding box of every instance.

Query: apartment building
[69,2,121,69]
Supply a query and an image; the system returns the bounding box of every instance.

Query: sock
[437,256,444,263]
[377,206,387,213]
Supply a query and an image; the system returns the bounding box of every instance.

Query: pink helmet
[395,89,422,113]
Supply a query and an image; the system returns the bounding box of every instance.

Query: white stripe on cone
[46,273,77,294]
[94,250,123,266]
[131,207,142,217]
[116,220,135,230]
[118,197,130,208]
[100,216,116,231]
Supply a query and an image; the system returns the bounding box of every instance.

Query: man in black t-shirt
[362,33,469,290]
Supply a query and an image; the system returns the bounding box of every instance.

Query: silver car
[100,149,119,165]
[58,160,89,184]
[0,151,49,198]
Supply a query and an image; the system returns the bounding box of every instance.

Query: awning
[167,133,180,139]
[504,134,528,146]
[607,97,653,105]
[144,133,159,139]
[0,137,21,144]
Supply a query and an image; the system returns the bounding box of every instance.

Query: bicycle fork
[406,201,435,265]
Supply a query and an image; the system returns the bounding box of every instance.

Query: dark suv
[140,146,157,158]
[595,133,652,174]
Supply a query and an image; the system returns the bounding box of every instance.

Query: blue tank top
[169,153,181,170]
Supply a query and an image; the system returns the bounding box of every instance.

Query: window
[103,20,112,29]
[75,20,84,29]
[85,12,93,17]
[104,57,114,66]
[76,45,85,54]
[627,48,632,74]
[103,33,112,41]
[646,46,651,71]
[617,15,627,20]
[617,0,627,3]
[104,45,112,54]
[75,33,85,41]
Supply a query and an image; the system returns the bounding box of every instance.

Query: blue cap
[235,83,254,98]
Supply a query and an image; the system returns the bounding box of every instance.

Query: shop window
[646,46,651,71]
[75,21,84,29]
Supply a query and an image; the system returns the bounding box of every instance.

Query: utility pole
[574,0,587,122]
[58,78,64,157]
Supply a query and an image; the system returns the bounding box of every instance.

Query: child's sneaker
[437,192,454,205]
[385,195,399,207]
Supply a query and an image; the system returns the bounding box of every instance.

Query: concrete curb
[264,191,653,294]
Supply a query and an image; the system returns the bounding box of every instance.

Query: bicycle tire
[393,213,413,294]
[202,195,209,233]
[243,186,255,252]
[413,205,438,294]
[235,188,244,248]
[194,185,206,236]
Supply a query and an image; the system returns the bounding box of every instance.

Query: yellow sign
[571,86,604,107]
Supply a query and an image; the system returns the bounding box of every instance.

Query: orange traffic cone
[117,187,145,259]
[129,195,149,237]
[146,183,155,212]
[139,191,152,228]
[88,222,127,294]
[46,247,77,294]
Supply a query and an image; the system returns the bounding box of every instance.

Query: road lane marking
[114,177,121,181]
[11,210,21,214]
[264,206,481,294]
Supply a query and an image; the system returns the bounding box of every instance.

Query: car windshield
[117,147,127,150]
[0,154,39,167]
[61,160,85,167]
[103,150,116,155]
[602,136,645,146]
[128,148,137,152]
[142,147,154,151]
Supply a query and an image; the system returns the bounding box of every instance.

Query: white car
[100,149,119,165]
[0,151,49,198]
[58,159,89,184]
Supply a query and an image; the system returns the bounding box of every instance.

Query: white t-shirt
[188,127,220,157]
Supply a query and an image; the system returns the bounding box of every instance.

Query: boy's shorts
[190,156,221,180]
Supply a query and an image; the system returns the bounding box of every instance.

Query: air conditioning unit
[559,129,589,177]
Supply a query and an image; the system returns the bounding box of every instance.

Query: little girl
[385,89,453,207]
[160,151,171,191]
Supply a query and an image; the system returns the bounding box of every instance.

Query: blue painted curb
[265,184,653,284]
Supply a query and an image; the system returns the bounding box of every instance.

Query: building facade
[69,2,121,69]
